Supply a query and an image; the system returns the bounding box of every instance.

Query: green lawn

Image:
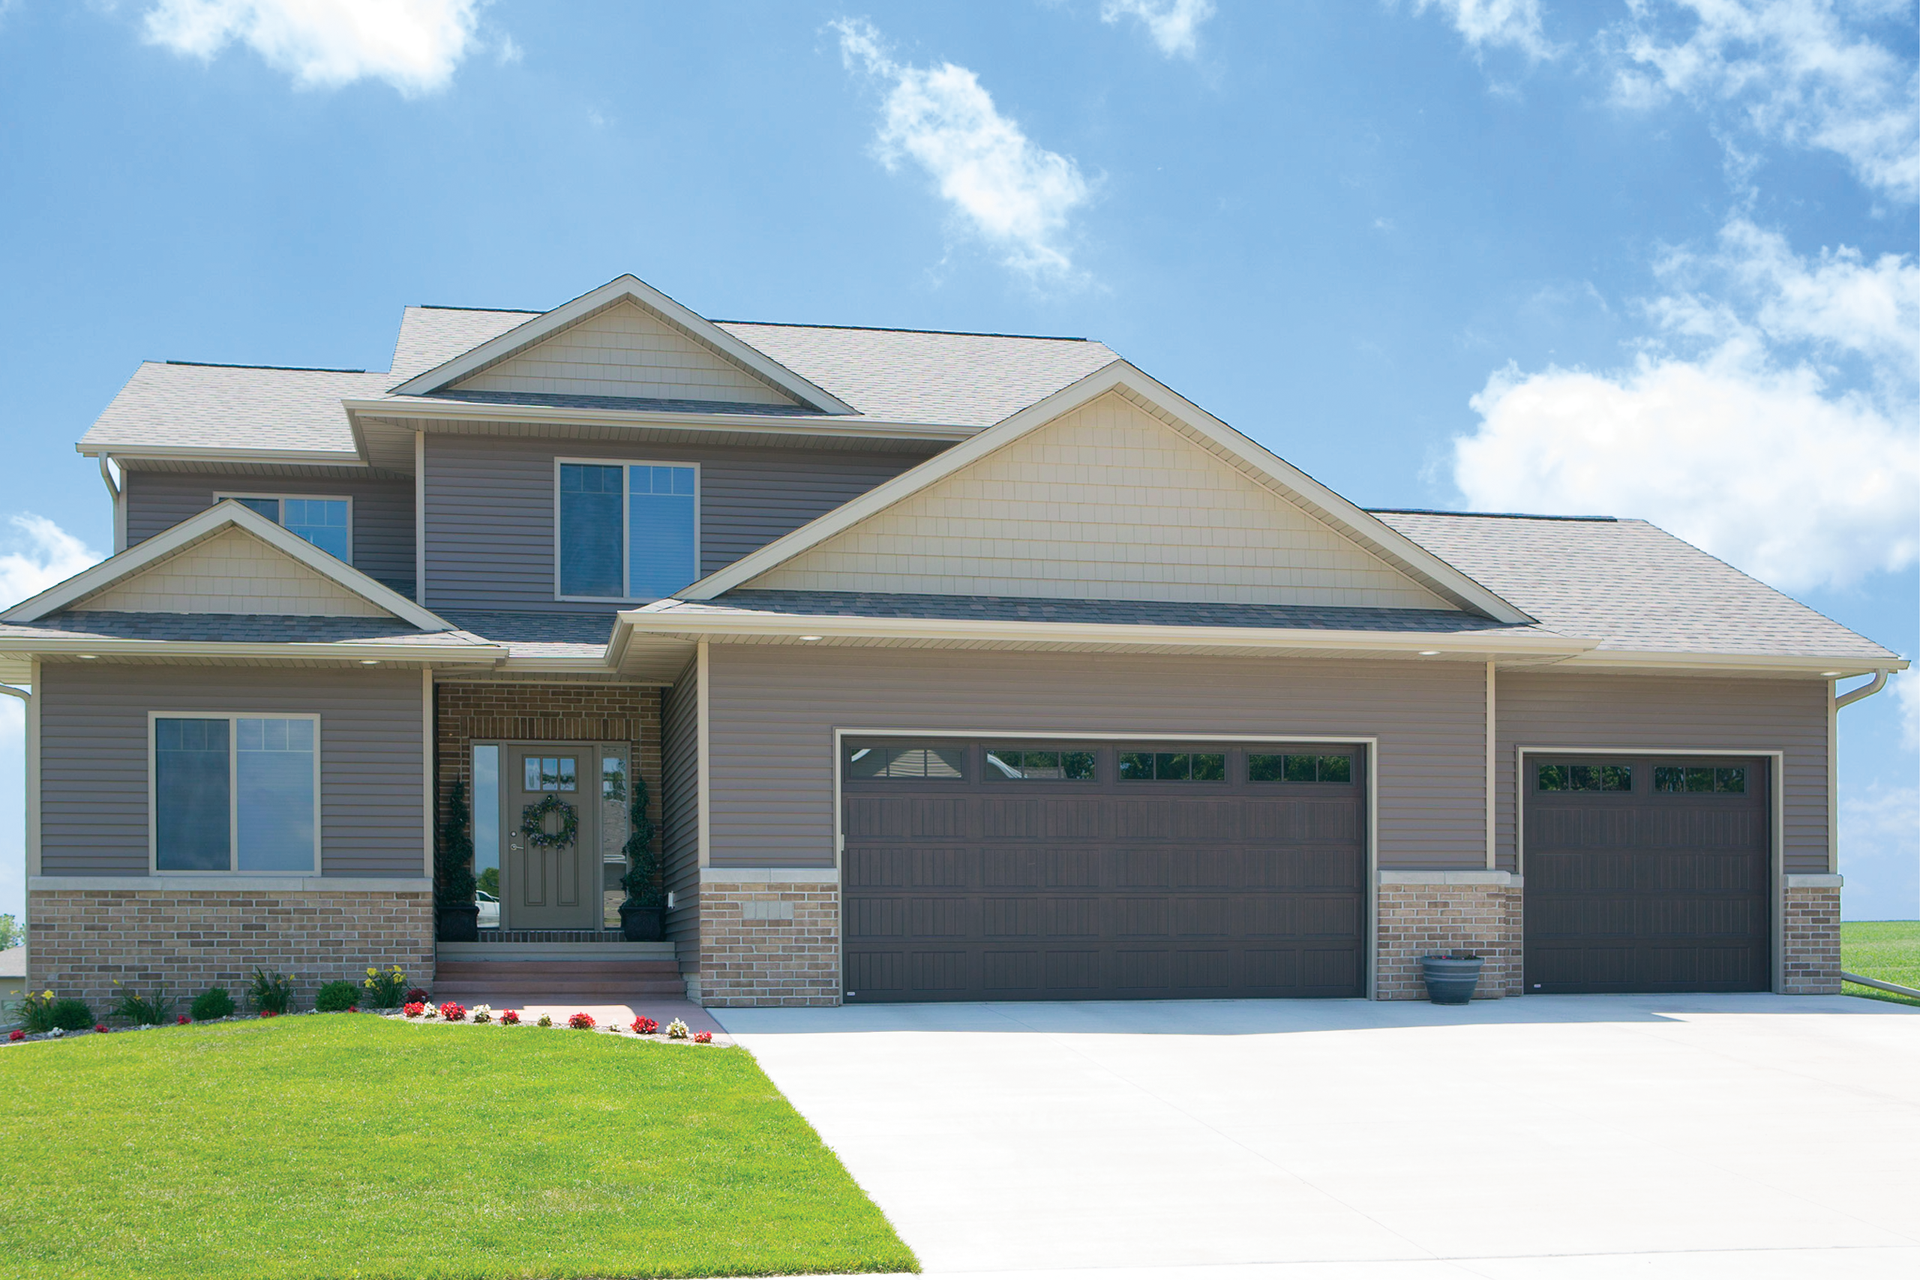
[0,1015,916,1279]
[1841,920,1920,1009]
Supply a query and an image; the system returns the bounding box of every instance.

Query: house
[0,275,1903,1010]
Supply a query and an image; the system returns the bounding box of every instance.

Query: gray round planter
[1421,956,1484,1005]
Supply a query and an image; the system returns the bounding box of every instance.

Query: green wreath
[520,794,579,849]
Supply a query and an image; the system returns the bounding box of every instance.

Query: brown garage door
[842,739,1366,1003]
[1524,756,1770,994]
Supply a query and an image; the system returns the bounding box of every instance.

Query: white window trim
[551,457,701,603]
[147,711,323,876]
[213,492,354,562]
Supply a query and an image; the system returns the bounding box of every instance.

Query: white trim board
[679,362,1534,625]
[1512,744,1788,994]
[0,500,451,632]
[386,275,857,415]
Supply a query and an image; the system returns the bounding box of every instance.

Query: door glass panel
[472,745,499,901]
[846,745,965,779]
[985,749,1096,780]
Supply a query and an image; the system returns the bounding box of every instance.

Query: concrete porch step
[439,941,675,962]
[431,980,689,999]
[430,958,686,1000]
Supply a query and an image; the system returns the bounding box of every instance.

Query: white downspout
[1828,669,1892,875]
[0,681,30,994]
[97,455,124,553]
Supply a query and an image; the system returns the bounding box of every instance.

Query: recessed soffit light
[76,653,97,660]
[360,659,380,665]
[1416,650,1441,657]
[1821,671,1841,677]
[798,635,823,642]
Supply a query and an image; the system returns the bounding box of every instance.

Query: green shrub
[190,987,236,1021]
[313,980,358,1012]
[111,985,176,1025]
[247,969,294,1015]
[361,965,407,1009]
[49,998,94,1031]
[18,990,56,1034]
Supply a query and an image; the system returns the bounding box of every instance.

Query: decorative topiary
[437,777,478,909]
[620,772,664,910]
[314,980,359,1012]
[190,987,236,1021]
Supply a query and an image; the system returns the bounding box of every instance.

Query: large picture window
[556,461,699,600]
[153,714,319,873]
[218,494,351,560]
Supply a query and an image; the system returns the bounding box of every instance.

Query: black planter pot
[619,904,665,942]
[437,903,480,943]
[1421,956,1484,1005]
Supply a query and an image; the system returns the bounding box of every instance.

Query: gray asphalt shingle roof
[664,590,1545,637]
[81,362,389,457]
[438,611,616,658]
[0,612,493,647]
[1373,512,1898,659]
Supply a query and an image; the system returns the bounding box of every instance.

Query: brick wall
[1780,884,1842,995]
[697,880,840,1007]
[27,888,434,1012]
[434,680,662,923]
[1375,875,1522,1000]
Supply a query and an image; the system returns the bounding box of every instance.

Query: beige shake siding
[1494,670,1831,875]
[79,526,388,616]
[705,644,1490,871]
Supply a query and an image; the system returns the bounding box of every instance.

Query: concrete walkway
[715,995,1919,1279]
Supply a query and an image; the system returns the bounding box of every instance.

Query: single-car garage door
[842,739,1366,1003]
[1524,755,1770,994]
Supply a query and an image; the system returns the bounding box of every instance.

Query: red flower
[631,1016,658,1035]
[94,1024,110,1034]
[439,1002,467,1022]
[693,1031,713,1044]
[346,1006,358,1013]
[176,1015,190,1025]
[8,1029,23,1042]
[568,1012,596,1030]
[500,1009,521,1025]
[260,1010,278,1019]
[403,1002,426,1018]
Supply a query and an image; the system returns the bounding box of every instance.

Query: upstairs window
[221,494,351,560]
[557,461,699,600]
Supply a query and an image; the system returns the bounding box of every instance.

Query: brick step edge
[430,984,689,998]
[434,963,681,978]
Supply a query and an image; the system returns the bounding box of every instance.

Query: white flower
[665,1018,690,1040]
[470,1004,493,1024]
[48,1028,63,1038]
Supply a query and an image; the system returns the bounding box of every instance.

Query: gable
[449,300,801,406]
[747,392,1461,610]
[78,527,392,617]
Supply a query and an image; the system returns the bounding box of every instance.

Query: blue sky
[0,0,1914,919]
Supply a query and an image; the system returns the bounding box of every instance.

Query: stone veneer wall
[1375,872,1522,1000]
[434,679,662,928]
[27,887,434,1012]
[1780,879,1842,995]
[697,875,840,1007]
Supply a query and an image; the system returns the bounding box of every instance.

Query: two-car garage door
[841,739,1366,1003]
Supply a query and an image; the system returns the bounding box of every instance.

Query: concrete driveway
[714,995,1919,1280]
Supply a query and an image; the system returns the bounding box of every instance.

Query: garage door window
[985,748,1096,780]
[847,745,966,779]
[1536,763,1633,792]
[1119,751,1226,781]
[1248,753,1353,783]
[1654,765,1746,794]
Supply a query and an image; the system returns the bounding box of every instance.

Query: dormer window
[218,493,351,561]
[556,460,699,601]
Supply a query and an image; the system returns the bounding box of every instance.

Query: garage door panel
[845,740,1366,1003]
[1526,755,1769,994]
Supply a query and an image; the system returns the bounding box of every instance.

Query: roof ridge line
[1367,507,1620,522]
[414,304,544,313]
[713,319,1093,341]
[165,360,368,373]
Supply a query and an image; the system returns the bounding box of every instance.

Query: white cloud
[1611,0,1919,201]
[0,515,102,610]
[834,18,1093,281]
[1894,670,1920,752]
[1452,218,1920,592]
[142,0,487,96]
[1412,0,1559,60]
[1840,779,1919,920]
[1100,0,1215,59]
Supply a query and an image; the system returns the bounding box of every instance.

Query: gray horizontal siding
[660,656,700,965]
[38,665,424,878]
[1495,671,1830,875]
[422,434,933,613]
[125,470,416,598]
[707,645,1488,871]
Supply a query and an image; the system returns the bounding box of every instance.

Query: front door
[505,746,600,930]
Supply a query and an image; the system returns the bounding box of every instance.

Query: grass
[1840,920,1920,1009]
[0,1015,916,1279]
